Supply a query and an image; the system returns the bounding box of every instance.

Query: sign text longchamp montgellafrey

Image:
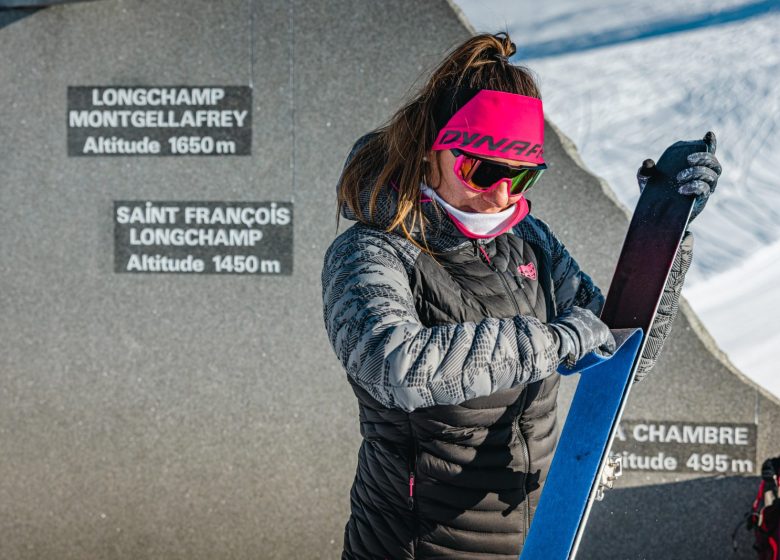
[114,201,292,275]
[613,419,757,475]
[68,87,251,156]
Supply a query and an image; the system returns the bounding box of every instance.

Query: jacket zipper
[474,239,533,538]
[408,433,420,554]
[515,275,536,315]
[408,435,418,510]
[515,391,532,540]
[474,240,524,316]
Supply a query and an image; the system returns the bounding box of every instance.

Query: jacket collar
[340,179,478,253]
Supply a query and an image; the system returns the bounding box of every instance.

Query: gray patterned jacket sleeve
[322,225,560,412]
[633,231,694,381]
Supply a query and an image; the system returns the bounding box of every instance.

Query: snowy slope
[685,238,780,388]
[453,0,780,394]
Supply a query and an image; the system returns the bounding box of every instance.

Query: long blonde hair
[337,32,541,254]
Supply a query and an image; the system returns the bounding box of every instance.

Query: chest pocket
[410,234,552,327]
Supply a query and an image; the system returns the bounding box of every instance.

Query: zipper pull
[477,244,495,269]
[408,471,415,510]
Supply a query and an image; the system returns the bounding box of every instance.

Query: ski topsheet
[520,139,705,560]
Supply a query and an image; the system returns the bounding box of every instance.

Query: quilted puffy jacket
[322,135,693,559]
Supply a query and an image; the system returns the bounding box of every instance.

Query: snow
[453,0,780,395]
[685,238,780,390]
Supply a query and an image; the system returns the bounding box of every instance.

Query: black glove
[636,131,722,222]
[547,306,616,367]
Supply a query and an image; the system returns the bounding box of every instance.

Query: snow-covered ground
[454,0,780,394]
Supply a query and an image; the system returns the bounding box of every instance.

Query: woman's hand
[547,306,616,367]
[636,131,722,222]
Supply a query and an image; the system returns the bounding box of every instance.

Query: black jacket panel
[343,234,559,559]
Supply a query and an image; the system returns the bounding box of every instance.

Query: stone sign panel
[114,201,293,274]
[614,419,757,475]
[67,86,252,156]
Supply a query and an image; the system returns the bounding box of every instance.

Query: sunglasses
[451,148,547,195]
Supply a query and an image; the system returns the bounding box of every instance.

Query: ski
[520,138,706,559]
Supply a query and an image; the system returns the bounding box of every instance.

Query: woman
[321,32,720,560]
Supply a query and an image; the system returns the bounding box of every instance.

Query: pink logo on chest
[517,262,537,280]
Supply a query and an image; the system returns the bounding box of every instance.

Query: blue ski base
[520,328,644,560]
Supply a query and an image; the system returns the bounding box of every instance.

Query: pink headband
[431,90,545,165]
